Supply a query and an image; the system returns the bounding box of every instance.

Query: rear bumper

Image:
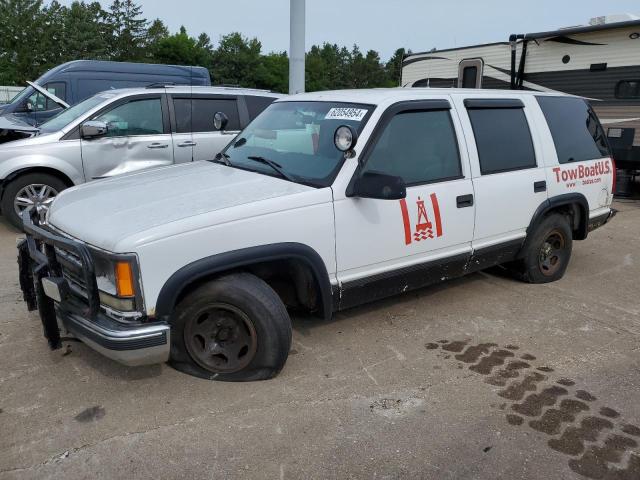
[588,208,617,233]
[17,210,170,367]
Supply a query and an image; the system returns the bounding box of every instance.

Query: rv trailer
[401,14,640,173]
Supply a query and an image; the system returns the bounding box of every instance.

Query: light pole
[289,0,305,94]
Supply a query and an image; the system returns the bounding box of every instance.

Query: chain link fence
[0,86,23,103]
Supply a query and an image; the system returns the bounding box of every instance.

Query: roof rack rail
[145,82,176,88]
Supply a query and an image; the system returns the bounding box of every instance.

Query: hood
[0,114,39,144]
[0,114,38,132]
[48,161,315,251]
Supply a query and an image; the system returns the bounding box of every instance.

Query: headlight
[92,251,140,312]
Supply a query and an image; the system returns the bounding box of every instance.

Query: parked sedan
[0,86,282,228]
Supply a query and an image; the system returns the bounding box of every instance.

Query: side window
[615,80,640,99]
[45,82,66,103]
[94,98,164,137]
[364,109,462,185]
[536,96,610,163]
[467,105,536,174]
[245,96,277,120]
[191,98,240,132]
[172,98,192,133]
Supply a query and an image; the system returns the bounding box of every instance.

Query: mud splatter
[507,414,524,426]
[548,416,614,455]
[470,349,514,375]
[521,353,536,361]
[455,343,497,363]
[512,385,568,417]
[576,390,597,402]
[425,343,439,350]
[557,378,576,387]
[485,360,531,387]
[529,399,590,435]
[442,340,469,353]
[498,372,547,401]
[600,407,620,419]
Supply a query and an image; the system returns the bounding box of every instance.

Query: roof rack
[145,82,176,89]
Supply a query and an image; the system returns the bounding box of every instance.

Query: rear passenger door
[169,95,196,164]
[453,97,548,252]
[190,95,242,161]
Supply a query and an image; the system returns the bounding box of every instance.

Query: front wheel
[517,213,573,284]
[1,173,67,229]
[169,273,292,381]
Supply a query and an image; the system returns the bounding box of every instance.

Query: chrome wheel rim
[184,303,258,374]
[14,184,59,219]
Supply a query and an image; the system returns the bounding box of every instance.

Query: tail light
[611,156,617,195]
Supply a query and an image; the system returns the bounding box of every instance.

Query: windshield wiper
[212,152,232,166]
[246,156,296,182]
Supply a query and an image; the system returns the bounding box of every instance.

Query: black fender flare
[526,193,590,241]
[154,242,334,322]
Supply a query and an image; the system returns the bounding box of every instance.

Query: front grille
[54,246,90,301]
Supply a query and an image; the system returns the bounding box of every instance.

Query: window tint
[95,98,164,137]
[536,96,610,163]
[615,80,640,99]
[245,96,277,120]
[192,97,240,132]
[172,98,191,133]
[462,67,478,88]
[467,107,536,174]
[364,110,462,185]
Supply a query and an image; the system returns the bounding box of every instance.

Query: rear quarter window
[536,96,610,164]
[245,96,278,121]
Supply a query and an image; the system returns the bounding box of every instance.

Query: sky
[55,0,640,60]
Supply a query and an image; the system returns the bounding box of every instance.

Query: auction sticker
[325,107,368,121]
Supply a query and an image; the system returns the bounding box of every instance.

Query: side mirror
[213,111,229,131]
[81,121,108,138]
[350,171,406,200]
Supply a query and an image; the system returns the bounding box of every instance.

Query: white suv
[18,88,616,381]
[0,86,282,228]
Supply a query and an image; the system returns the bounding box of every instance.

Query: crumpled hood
[0,114,38,132]
[48,161,314,251]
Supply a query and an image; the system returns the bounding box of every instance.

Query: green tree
[211,32,263,87]
[152,26,212,67]
[386,48,409,87]
[146,18,169,55]
[59,2,111,61]
[107,0,148,61]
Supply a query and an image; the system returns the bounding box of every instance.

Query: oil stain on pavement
[425,340,640,479]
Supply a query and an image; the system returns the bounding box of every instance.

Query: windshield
[220,101,374,187]
[39,94,113,133]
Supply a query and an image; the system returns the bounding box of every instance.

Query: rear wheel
[169,273,292,381]
[1,173,67,229]
[517,213,573,284]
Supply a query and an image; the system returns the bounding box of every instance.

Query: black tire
[1,173,68,230]
[169,273,292,381]
[516,213,573,284]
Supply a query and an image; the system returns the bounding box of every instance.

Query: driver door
[80,95,174,181]
[333,101,476,309]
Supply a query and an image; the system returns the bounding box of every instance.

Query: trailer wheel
[169,273,292,381]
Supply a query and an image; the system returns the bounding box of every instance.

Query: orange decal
[399,194,444,245]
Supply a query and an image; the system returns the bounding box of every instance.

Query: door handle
[456,194,474,208]
[177,141,197,147]
[534,180,547,193]
[147,143,169,149]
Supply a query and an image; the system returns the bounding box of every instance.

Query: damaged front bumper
[17,210,170,366]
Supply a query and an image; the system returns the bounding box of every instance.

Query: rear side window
[461,67,478,88]
[245,96,277,120]
[364,110,462,185]
[172,98,191,133]
[192,97,240,132]
[537,96,610,163]
[467,106,536,174]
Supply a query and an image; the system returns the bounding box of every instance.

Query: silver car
[0,86,282,228]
